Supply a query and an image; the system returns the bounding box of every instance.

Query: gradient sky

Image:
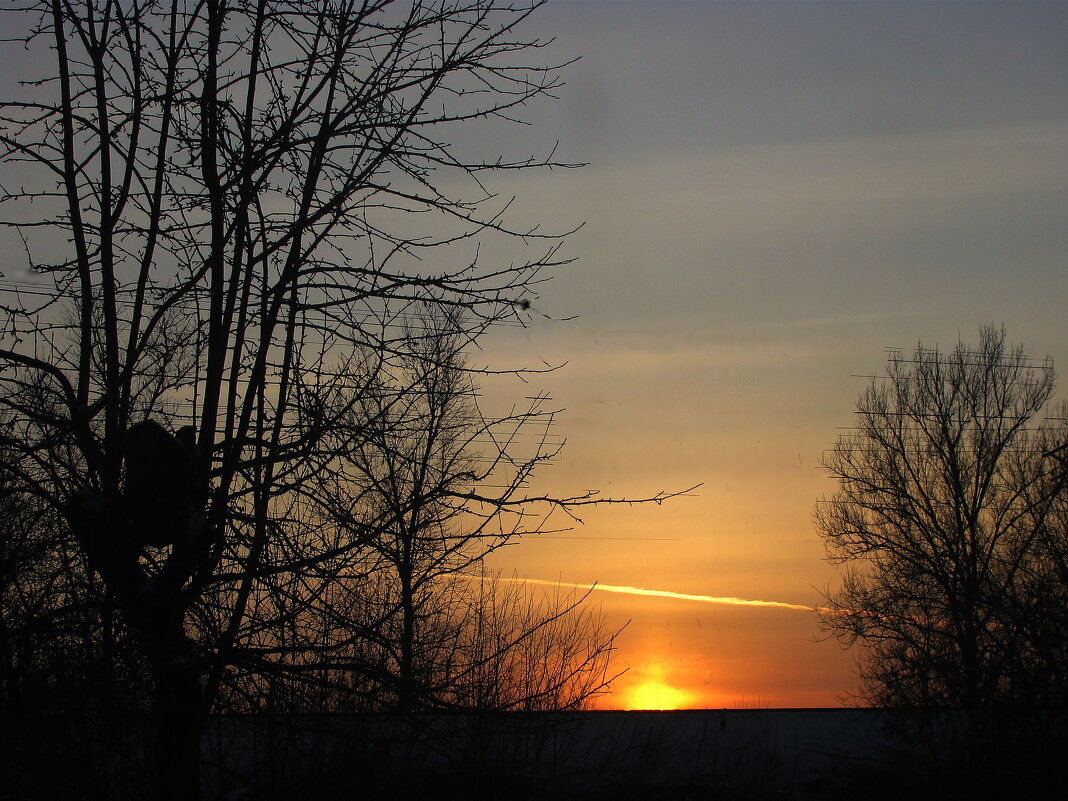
[2,0,1065,711]
[478,0,1068,708]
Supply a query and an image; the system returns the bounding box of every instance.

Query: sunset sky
[2,0,1066,713]
[480,0,1068,708]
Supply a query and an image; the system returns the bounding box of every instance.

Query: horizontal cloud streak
[507,577,818,612]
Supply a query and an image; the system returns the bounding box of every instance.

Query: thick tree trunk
[71,488,207,799]
[140,571,205,801]
[153,658,204,801]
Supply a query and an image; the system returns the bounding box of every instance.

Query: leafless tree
[187,307,622,716]
[326,310,517,711]
[288,308,622,712]
[994,409,1068,707]
[817,325,1068,709]
[0,2,687,797]
[0,445,99,715]
[441,572,620,711]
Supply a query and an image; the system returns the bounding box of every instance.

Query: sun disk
[623,680,690,710]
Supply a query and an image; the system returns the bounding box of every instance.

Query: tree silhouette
[0,2,674,797]
[300,308,620,712]
[817,326,1068,708]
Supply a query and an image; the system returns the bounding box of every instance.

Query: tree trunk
[153,658,203,801]
[399,564,416,713]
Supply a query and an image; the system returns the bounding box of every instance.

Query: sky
[477,0,1068,709]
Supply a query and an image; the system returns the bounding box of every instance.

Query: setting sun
[623,680,691,710]
[616,661,698,710]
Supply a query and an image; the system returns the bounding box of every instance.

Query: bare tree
[995,412,1068,707]
[330,310,512,711]
[0,1,621,796]
[441,572,620,711]
[192,306,623,716]
[0,436,161,797]
[817,325,1068,708]
[0,446,102,716]
[297,308,621,712]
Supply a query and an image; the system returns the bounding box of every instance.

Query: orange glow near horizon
[476,572,847,708]
[474,564,855,708]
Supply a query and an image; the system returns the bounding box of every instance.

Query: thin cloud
[506,577,819,612]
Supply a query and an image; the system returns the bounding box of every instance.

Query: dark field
[5,708,1064,801]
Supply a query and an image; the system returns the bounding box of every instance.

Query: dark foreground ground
[5,708,1066,800]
